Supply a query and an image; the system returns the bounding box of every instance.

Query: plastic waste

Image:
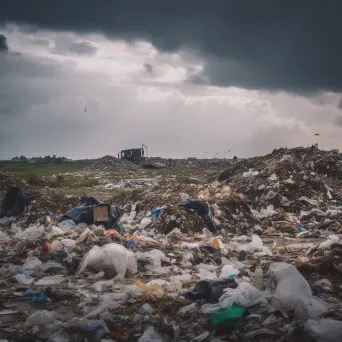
[184,278,237,302]
[79,243,137,279]
[59,219,76,230]
[126,238,136,249]
[219,265,239,278]
[138,325,165,342]
[221,257,246,270]
[136,249,170,268]
[134,280,165,299]
[15,224,44,241]
[231,234,263,253]
[137,303,155,315]
[33,292,48,303]
[23,256,42,275]
[139,217,152,229]
[15,272,34,285]
[304,318,342,342]
[177,199,216,233]
[318,235,341,250]
[254,266,264,291]
[266,262,328,320]
[59,196,122,229]
[201,282,266,314]
[48,329,70,342]
[25,310,57,326]
[151,206,168,221]
[35,275,66,286]
[209,305,245,328]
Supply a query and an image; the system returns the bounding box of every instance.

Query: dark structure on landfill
[118,144,148,164]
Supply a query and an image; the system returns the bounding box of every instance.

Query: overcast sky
[1,1,342,159]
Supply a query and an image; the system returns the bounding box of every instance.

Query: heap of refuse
[88,155,140,173]
[0,146,342,341]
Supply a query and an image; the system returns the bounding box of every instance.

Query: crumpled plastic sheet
[266,262,328,320]
[59,196,122,229]
[201,282,267,314]
[78,243,137,279]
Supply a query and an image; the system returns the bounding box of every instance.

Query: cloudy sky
[1,0,342,159]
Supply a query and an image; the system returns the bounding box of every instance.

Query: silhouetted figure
[0,186,26,218]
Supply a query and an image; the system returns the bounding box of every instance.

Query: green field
[0,160,93,177]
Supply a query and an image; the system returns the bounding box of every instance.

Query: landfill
[0,145,342,341]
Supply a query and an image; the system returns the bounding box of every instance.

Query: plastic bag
[219,265,239,278]
[35,275,66,286]
[23,256,42,275]
[266,262,328,320]
[230,235,263,253]
[79,243,137,279]
[134,280,165,299]
[185,278,237,302]
[221,257,246,270]
[15,224,44,241]
[48,329,71,342]
[304,319,342,342]
[25,310,57,326]
[209,305,245,328]
[59,219,76,230]
[139,217,152,229]
[136,249,170,268]
[15,273,34,285]
[201,282,266,314]
[138,325,165,342]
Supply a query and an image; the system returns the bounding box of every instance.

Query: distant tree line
[11,155,68,163]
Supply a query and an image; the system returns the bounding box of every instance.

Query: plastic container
[209,305,245,328]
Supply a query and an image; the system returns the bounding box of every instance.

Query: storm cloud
[1,0,342,93]
[0,34,8,51]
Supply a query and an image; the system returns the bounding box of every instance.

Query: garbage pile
[0,146,342,341]
[89,155,140,173]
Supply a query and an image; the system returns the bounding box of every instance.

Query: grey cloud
[1,0,342,93]
[0,34,8,51]
[68,40,97,55]
[338,98,342,110]
[335,116,342,127]
[143,63,153,74]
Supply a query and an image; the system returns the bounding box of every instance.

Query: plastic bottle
[254,266,264,291]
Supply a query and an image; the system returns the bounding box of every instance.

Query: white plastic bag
[231,235,263,253]
[59,220,76,230]
[35,275,66,286]
[219,265,239,278]
[78,243,137,279]
[138,325,166,342]
[15,225,44,241]
[304,319,342,342]
[266,262,328,320]
[15,273,34,285]
[136,249,170,268]
[201,282,265,314]
[25,310,57,326]
[23,256,42,275]
[139,218,152,229]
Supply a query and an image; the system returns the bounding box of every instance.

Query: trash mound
[88,155,140,172]
[142,157,168,169]
[0,171,26,191]
[154,206,205,234]
[218,146,342,231]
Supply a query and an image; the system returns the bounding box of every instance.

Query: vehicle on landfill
[118,144,148,164]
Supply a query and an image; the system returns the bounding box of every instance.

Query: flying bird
[84,108,87,112]
[315,133,320,136]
